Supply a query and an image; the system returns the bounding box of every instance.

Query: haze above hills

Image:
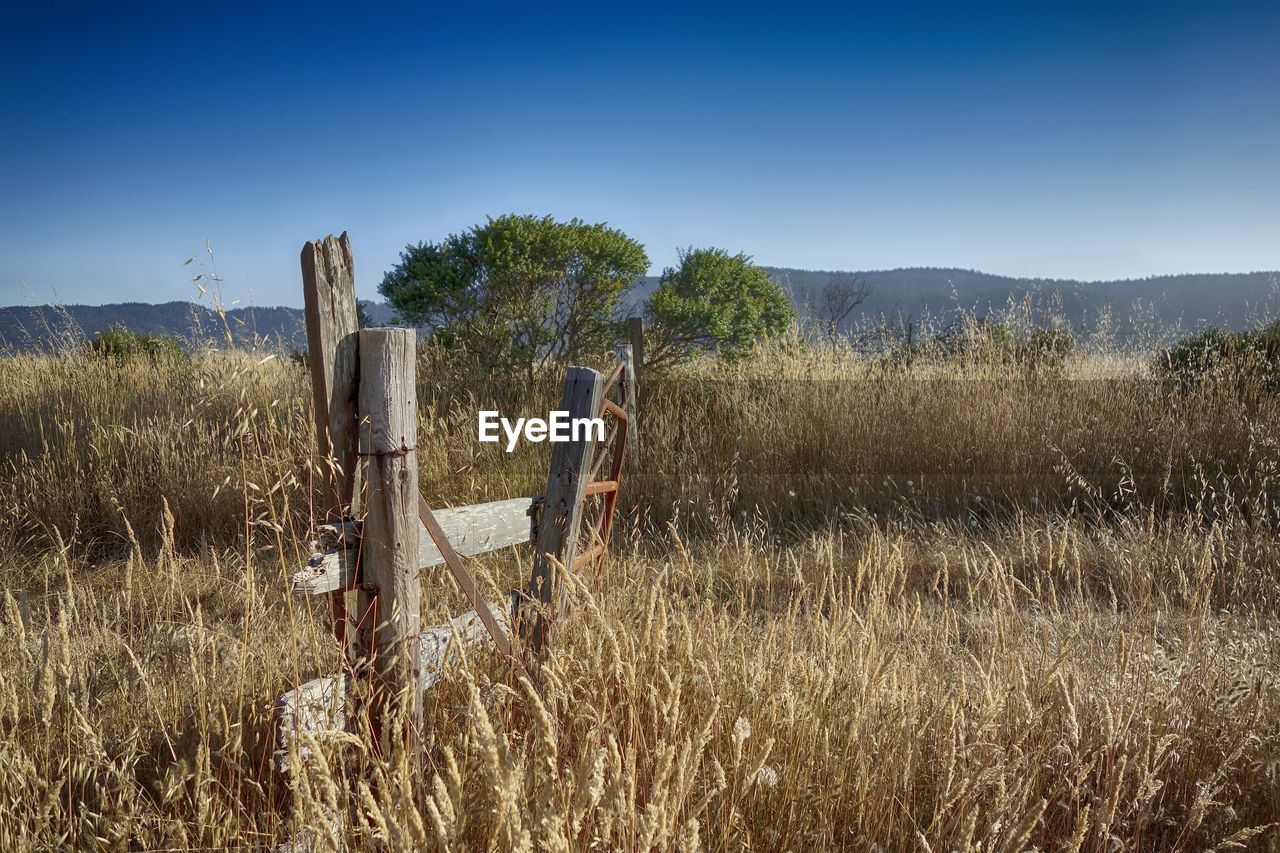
[3,267,1277,353]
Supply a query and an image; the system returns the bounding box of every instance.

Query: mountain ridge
[4,267,1278,352]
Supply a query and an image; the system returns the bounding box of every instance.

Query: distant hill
[759,267,1280,335]
[616,267,1280,337]
[0,301,310,353]
[4,268,1278,353]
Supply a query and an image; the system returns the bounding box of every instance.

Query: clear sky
[2,1,1278,307]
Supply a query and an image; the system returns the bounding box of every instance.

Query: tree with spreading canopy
[379,214,649,376]
[644,247,795,366]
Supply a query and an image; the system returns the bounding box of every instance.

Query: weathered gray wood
[301,233,360,514]
[301,233,362,652]
[358,327,422,745]
[275,595,516,773]
[527,366,603,650]
[275,673,350,773]
[293,497,538,595]
[415,593,515,693]
[616,343,639,469]
[627,316,644,390]
[419,498,521,669]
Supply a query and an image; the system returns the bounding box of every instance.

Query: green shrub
[929,318,1014,366]
[645,247,795,367]
[88,325,189,366]
[1154,322,1280,390]
[1015,328,1075,374]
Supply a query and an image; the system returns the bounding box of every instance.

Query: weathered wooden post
[627,316,645,390]
[357,327,422,750]
[301,233,360,651]
[527,367,603,652]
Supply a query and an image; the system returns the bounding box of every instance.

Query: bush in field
[954,318,1015,365]
[379,214,648,378]
[88,325,188,366]
[1154,322,1280,390]
[1015,328,1075,374]
[644,247,795,367]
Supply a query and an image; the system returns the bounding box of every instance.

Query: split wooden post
[627,316,645,391]
[301,233,361,651]
[357,328,422,750]
[527,366,603,652]
[616,343,639,470]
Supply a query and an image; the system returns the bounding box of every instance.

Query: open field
[1,343,1278,849]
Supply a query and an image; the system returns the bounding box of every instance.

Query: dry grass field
[1,337,1278,850]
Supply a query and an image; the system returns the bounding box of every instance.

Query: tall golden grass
[0,338,1278,849]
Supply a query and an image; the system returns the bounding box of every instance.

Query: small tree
[644,247,795,367]
[379,214,649,376]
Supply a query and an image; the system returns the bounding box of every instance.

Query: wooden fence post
[616,344,639,470]
[527,366,603,652]
[301,233,361,652]
[627,316,644,390]
[358,328,422,751]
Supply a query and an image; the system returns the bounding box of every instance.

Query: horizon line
[7,265,1280,311]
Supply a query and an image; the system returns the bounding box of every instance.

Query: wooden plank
[293,548,357,596]
[358,328,422,748]
[275,594,516,773]
[414,594,514,692]
[275,673,350,772]
[301,233,361,651]
[418,499,524,672]
[275,591,514,768]
[292,497,538,595]
[317,496,536,553]
[526,366,603,652]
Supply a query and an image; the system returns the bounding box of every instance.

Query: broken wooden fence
[277,232,639,771]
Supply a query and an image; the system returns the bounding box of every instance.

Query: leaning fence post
[527,366,603,653]
[358,327,422,752]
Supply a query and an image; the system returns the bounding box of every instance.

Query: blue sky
[2,1,1278,306]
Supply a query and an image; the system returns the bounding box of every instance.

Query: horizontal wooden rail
[276,593,517,773]
[293,496,538,595]
[418,497,519,666]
